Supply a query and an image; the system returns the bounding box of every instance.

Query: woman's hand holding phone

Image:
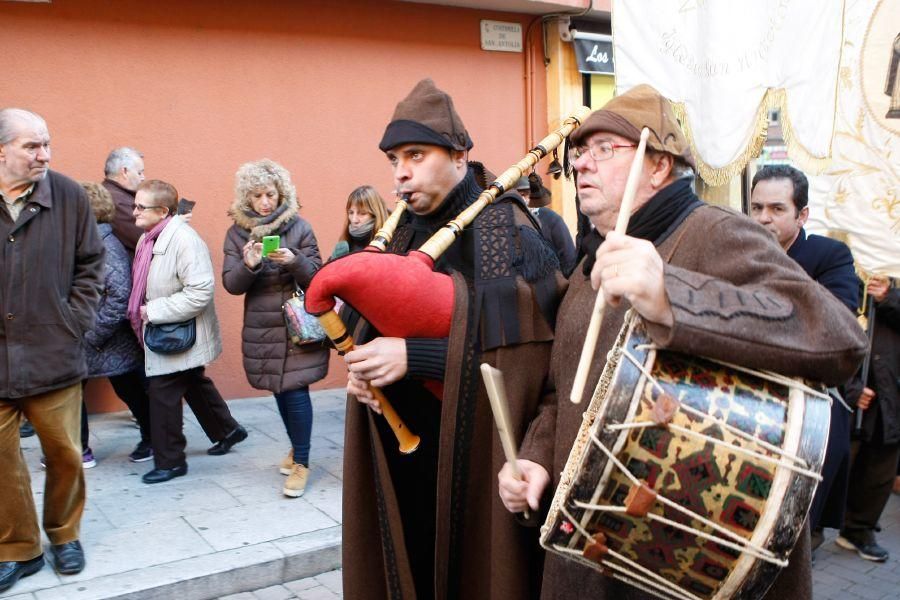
[266,248,296,265]
[243,240,262,268]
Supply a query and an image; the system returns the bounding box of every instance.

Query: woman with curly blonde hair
[330,184,389,259]
[222,159,328,498]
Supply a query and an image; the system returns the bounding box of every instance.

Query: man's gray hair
[0,108,47,145]
[672,158,695,180]
[104,147,144,177]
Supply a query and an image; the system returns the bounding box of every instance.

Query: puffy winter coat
[223,200,329,393]
[84,223,143,377]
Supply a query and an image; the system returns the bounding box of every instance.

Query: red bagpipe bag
[304,248,454,398]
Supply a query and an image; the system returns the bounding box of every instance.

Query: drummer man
[498,84,867,600]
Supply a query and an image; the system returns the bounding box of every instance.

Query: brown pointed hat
[379,78,474,152]
[571,84,695,169]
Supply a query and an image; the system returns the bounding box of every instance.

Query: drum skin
[542,316,830,600]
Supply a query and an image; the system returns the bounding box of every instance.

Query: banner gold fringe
[673,88,834,186]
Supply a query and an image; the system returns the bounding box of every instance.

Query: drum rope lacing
[587,431,787,565]
[550,340,824,599]
[546,320,830,600]
[556,505,702,600]
[618,347,821,480]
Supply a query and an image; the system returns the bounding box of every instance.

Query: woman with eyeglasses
[128,179,246,484]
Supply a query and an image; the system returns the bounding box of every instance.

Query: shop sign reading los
[573,33,615,75]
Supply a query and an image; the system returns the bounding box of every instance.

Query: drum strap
[661,219,694,263]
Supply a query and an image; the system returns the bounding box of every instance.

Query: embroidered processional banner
[807,0,900,279]
[612,0,844,185]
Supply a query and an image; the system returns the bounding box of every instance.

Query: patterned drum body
[541,316,830,600]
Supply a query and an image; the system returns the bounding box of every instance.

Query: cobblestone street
[232,497,900,600]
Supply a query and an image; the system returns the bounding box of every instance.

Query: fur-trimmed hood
[228,196,299,241]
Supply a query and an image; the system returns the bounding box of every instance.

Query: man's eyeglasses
[568,141,636,163]
[134,203,163,212]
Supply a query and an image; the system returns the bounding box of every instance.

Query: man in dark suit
[751,164,858,308]
[750,164,866,555]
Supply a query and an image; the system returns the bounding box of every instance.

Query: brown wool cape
[518,203,868,600]
[342,182,567,600]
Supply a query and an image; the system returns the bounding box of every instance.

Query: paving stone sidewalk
[6,387,900,600]
[3,390,347,600]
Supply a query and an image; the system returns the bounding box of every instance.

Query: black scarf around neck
[409,167,481,235]
[581,177,702,275]
[401,167,482,276]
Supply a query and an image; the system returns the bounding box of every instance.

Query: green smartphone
[261,235,280,258]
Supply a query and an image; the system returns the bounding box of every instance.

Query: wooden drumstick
[570,127,651,404]
[481,363,530,520]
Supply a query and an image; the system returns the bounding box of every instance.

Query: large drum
[542,314,831,600]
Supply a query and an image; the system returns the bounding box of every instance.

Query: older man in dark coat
[498,85,867,600]
[0,108,104,593]
[102,146,145,254]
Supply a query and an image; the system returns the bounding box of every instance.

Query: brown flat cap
[379,78,473,152]
[572,84,694,169]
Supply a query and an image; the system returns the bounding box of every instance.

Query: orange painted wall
[1,0,548,411]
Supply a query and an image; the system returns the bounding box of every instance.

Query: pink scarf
[128,217,172,345]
